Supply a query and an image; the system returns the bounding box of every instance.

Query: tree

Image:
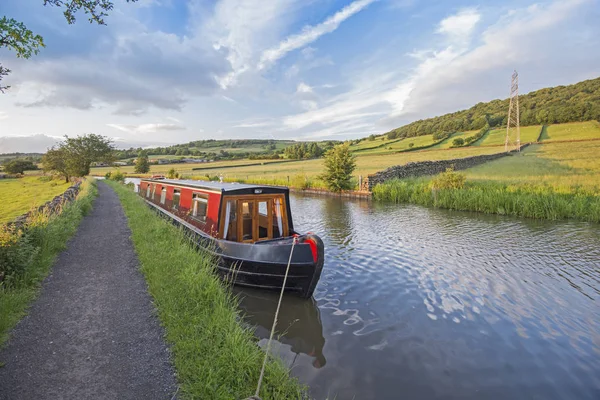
[452,138,465,147]
[319,144,356,192]
[134,151,150,174]
[42,147,70,182]
[3,159,38,174]
[42,134,114,181]
[1,1,137,90]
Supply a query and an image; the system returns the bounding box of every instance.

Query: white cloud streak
[107,123,186,134]
[258,0,376,70]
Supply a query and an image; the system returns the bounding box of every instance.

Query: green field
[465,140,600,191]
[472,125,542,147]
[90,159,290,176]
[540,121,600,142]
[181,146,505,187]
[0,176,72,224]
[429,131,479,149]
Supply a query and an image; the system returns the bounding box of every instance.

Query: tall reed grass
[0,179,97,346]
[373,177,600,222]
[106,181,307,399]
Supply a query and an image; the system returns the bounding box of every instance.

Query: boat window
[223,200,237,241]
[273,198,283,238]
[160,187,167,204]
[192,193,208,222]
[258,200,270,240]
[241,201,254,242]
[172,189,181,210]
[146,184,150,197]
[151,184,156,200]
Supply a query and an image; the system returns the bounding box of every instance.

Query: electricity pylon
[505,70,521,152]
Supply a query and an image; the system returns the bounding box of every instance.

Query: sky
[0,0,599,152]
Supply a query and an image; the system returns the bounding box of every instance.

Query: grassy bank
[373,176,600,222]
[106,181,306,399]
[0,179,97,347]
[0,176,73,224]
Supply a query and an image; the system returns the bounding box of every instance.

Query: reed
[372,178,600,222]
[0,178,97,347]
[106,181,307,400]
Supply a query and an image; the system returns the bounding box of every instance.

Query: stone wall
[7,181,82,229]
[367,145,529,191]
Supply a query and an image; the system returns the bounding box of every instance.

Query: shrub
[291,173,312,189]
[430,167,466,190]
[167,168,178,179]
[452,138,465,147]
[408,143,414,148]
[109,170,125,182]
[0,226,38,286]
[104,171,112,179]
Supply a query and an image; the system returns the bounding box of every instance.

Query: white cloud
[0,111,8,120]
[296,82,313,94]
[437,8,481,41]
[107,123,186,134]
[258,0,376,70]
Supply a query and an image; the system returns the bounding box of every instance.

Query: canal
[237,193,600,400]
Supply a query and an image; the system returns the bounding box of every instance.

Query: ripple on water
[238,194,600,400]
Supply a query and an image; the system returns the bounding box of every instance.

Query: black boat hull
[144,199,324,298]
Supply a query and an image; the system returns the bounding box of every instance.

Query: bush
[452,138,465,147]
[291,173,312,189]
[167,168,179,179]
[0,226,38,286]
[430,168,466,190]
[408,143,414,148]
[109,170,125,182]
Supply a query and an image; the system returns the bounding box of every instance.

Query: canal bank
[106,181,307,399]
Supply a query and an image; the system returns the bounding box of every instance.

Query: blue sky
[1,0,599,151]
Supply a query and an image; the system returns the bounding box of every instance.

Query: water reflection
[234,287,326,368]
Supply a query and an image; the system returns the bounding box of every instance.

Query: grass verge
[0,178,97,347]
[105,181,307,400]
[372,177,600,222]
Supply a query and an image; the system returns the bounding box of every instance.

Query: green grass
[430,131,478,149]
[374,139,600,221]
[472,125,543,147]
[106,181,307,399]
[0,176,72,224]
[373,177,600,222]
[541,121,600,142]
[465,141,600,190]
[0,179,97,347]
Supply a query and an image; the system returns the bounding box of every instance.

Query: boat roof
[141,178,289,195]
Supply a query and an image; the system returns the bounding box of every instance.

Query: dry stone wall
[7,181,82,228]
[366,145,529,191]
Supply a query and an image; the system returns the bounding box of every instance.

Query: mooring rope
[253,237,298,399]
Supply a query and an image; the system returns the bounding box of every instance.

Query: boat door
[220,196,289,242]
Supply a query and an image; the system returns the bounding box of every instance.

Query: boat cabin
[138,179,293,243]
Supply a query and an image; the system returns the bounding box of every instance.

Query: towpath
[0,182,177,399]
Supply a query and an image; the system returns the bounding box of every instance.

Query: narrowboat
[138,178,324,298]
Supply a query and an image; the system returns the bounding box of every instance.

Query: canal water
[237,193,600,400]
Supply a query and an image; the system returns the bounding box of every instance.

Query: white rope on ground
[253,237,298,399]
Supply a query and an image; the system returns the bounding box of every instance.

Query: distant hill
[114,139,299,161]
[384,77,600,139]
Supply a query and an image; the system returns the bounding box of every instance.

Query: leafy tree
[452,138,465,147]
[134,151,150,174]
[319,144,356,192]
[42,147,70,182]
[1,1,137,90]
[42,134,114,181]
[3,159,38,174]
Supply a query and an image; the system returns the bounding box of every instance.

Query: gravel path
[0,182,178,399]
